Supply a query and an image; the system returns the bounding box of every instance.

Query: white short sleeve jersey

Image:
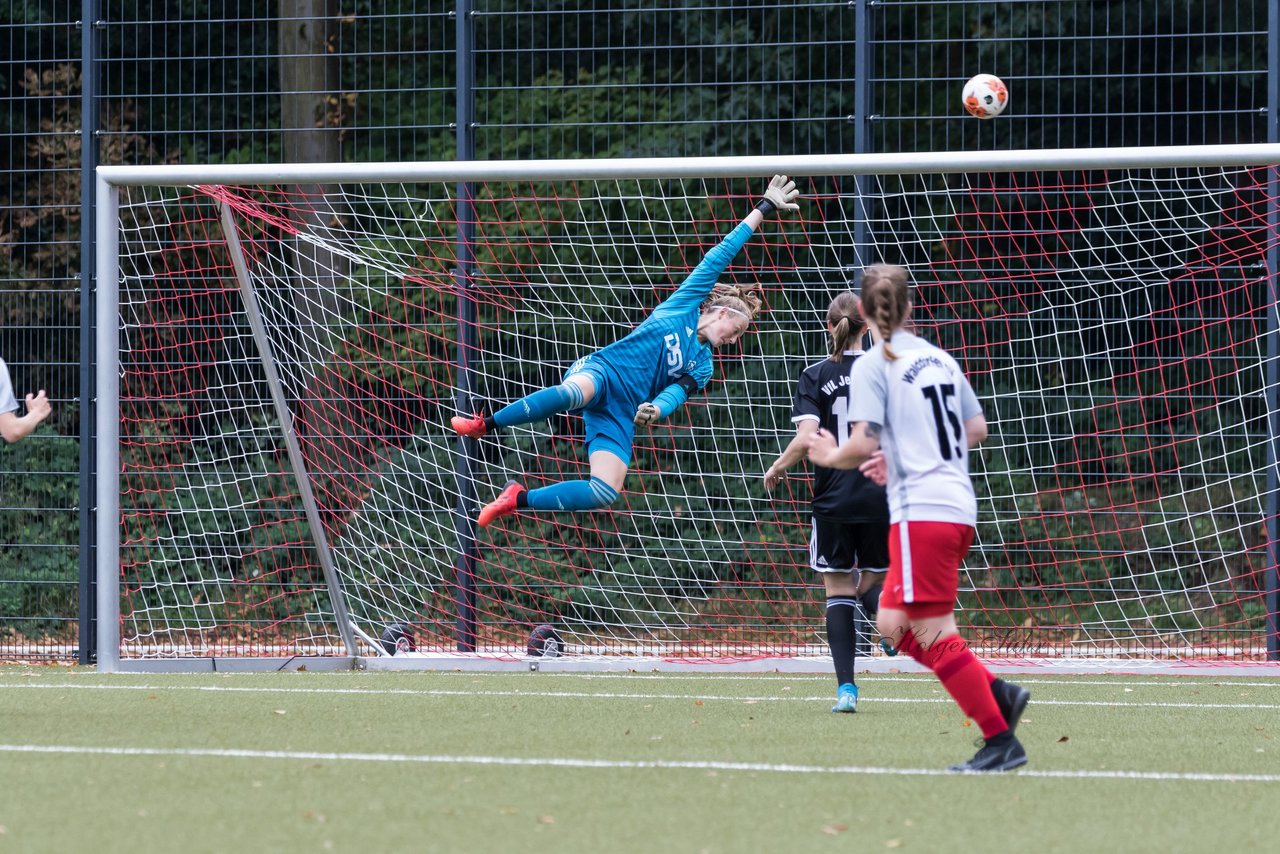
[847,330,983,525]
[0,358,19,415]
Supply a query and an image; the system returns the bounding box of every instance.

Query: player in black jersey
[765,291,889,713]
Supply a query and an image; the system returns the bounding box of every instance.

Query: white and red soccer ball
[962,74,1010,119]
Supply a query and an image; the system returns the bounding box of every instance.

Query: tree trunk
[277,0,346,344]
[277,1,355,527]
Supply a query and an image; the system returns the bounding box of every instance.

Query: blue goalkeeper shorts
[564,354,637,466]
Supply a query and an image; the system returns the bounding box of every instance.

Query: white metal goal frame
[95,145,1280,673]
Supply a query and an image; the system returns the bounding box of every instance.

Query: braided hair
[859,264,911,361]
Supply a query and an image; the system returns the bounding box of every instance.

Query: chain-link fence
[1,0,1272,661]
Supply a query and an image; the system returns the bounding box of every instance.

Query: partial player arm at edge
[764,418,819,490]
[0,391,52,444]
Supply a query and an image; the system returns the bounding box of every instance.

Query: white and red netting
[111,171,1279,663]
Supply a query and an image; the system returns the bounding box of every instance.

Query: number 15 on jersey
[921,383,964,460]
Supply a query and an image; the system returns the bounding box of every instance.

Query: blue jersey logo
[663,333,684,377]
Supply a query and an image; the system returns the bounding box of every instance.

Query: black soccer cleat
[992,679,1031,736]
[947,734,1028,773]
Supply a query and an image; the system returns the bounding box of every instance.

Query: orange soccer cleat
[451,413,489,439]
[478,481,527,528]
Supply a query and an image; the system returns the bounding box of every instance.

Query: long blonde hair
[859,264,911,361]
[701,283,763,321]
[825,290,864,363]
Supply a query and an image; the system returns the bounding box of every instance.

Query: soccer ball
[962,74,1009,119]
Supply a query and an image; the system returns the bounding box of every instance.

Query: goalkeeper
[452,174,801,527]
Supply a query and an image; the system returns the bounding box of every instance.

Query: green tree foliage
[874,0,1269,151]
[0,428,78,637]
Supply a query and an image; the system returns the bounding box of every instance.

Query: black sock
[483,415,497,432]
[515,489,529,508]
[859,583,882,619]
[826,596,858,686]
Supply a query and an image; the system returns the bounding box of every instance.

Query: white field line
[25,670,1280,688]
[0,743,1276,784]
[332,670,1280,687]
[21,671,1280,689]
[0,682,1277,710]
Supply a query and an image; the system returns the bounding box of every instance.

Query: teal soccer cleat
[831,683,859,713]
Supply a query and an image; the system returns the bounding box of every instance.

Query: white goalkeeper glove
[755,174,801,216]
[634,402,661,426]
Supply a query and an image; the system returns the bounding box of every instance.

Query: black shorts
[809,518,890,575]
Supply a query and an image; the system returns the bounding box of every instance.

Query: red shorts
[880,521,975,615]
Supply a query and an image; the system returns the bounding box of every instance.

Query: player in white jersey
[807,264,1030,773]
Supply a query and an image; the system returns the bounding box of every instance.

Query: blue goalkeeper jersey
[589,220,756,401]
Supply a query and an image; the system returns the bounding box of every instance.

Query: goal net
[97,150,1280,669]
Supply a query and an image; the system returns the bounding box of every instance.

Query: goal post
[95,145,1280,672]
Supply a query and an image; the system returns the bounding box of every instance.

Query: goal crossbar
[98,143,1280,186]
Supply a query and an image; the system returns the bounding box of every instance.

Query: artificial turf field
[0,666,1276,852]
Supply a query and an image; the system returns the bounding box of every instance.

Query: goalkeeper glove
[634,402,661,426]
[754,174,801,216]
[635,381,693,426]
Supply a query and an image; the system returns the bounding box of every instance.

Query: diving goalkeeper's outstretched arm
[630,175,800,428]
[652,175,800,320]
